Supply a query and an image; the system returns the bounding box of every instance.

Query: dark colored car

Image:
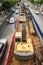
[0,39,8,63]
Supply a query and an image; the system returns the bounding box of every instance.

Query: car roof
[0,39,7,44]
[10,17,14,19]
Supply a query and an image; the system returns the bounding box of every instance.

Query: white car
[34,9,39,14]
[10,17,14,23]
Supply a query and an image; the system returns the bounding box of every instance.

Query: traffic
[0,0,43,65]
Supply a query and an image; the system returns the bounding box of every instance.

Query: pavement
[0,12,12,31]
[0,24,15,42]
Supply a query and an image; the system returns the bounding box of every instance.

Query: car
[40,4,43,15]
[0,39,8,63]
[6,19,9,24]
[15,9,19,14]
[34,6,40,15]
[6,17,14,24]
[41,10,43,15]
[11,9,16,13]
[34,9,39,15]
[6,16,18,24]
[10,17,14,23]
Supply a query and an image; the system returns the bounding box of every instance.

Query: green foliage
[29,0,43,4]
[29,0,34,3]
[2,0,11,10]
[2,0,20,10]
[34,0,43,4]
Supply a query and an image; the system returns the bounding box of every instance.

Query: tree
[29,0,34,3]
[34,0,43,4]
[2,0,20,11]
[2,0,11,10]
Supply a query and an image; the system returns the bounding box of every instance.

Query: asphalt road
[32,8,43,32]
[0,23,15,43]
[0,2,22,65]
[32,9,43,22]
[0,23,15,65]
[27,1,43,21]
[0,12,19,65]
[0,13,18,42]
